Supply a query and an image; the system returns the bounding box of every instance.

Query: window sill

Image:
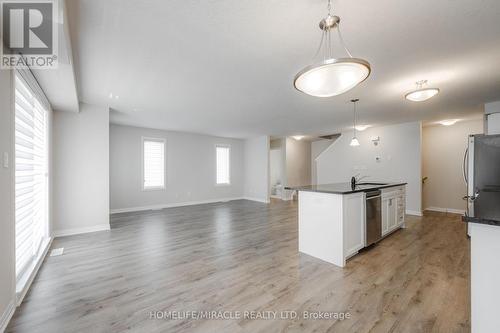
[16,237,52,306]
[142,186,166,192]
[216,183,231,187]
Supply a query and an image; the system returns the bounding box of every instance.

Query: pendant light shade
[294,1,370,97]
[350,137,360,146]
[405,80,440,102]
[294,58,371,97]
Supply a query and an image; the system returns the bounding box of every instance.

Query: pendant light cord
[312,30,326,61]
[337,25,353,58]
[353,101,357,137]
[311,0,354,61]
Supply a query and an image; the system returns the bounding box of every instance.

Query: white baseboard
[406,210,423,217]
[243,197,270,204]
[110,197,250,214]
[53,224,111,237]
[0,300,15,333]
[425,207,466,215]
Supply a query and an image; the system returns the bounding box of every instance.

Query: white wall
[52,103,110,236]
[109,124,245,211]
[311,139,335,185]
[285,138,311,187]
[0,69,15,331]
[486,101,500,134]
[315,122,422,215]
[422,119,483,213]
[485,101,500,114]
[244,136,270,202]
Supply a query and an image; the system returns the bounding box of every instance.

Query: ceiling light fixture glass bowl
[294,58,371,97]
[405,80,440,102]
[439,119,459,126]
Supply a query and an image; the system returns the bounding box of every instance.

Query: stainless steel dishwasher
[365,190,382,246]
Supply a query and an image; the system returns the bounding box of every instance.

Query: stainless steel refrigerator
[464,134,500,222]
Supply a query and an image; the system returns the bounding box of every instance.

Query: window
[216,145,230,185]
[15,72,49,280]
[143,138,165,190]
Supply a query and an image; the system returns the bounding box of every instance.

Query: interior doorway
[270,139,285,199]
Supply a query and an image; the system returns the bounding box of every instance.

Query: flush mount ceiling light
[355,124,370,131]
[439,119,459,126]
[405,80,440,102]
[292,135,305,141]
[350,99,360,147]
[294,0,371,98]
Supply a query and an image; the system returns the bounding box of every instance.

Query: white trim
[405,210,423,216]
[110,197,271,214]
[243,197,270,204]
[53,224,110,237]
[424,207,466,215]
[0,300,15,333]
[16,237,52,306]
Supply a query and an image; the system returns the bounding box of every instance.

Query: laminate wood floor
[7,199,470,333]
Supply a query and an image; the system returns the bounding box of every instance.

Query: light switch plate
[3,152,8,168]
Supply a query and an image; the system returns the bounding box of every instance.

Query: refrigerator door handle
[463,188,480,202]
[462,147,469,185]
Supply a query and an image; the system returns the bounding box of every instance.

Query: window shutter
[143,139,165,189]
[216,146,230,185]
[15,73,49,278]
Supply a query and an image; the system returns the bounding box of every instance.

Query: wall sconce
[371,136,380,146]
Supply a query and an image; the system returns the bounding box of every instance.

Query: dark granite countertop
[285,182,407,195]
[462,215,500,227]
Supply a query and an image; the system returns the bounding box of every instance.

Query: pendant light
[405,80,440,102]
[350,99,360,146]
[294,0,371,97]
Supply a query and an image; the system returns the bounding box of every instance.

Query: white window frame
[215,144,231,186]
[141,137,166,191]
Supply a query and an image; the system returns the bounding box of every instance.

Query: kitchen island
[287,182,407,267]
[463,216,500,332]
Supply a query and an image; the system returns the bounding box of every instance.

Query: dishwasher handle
[365,190,381,198]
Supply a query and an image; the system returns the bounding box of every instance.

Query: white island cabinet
[293,183,407,268]
[468,222,500,333]
[298,191,365,267]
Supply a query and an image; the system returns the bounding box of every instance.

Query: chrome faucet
[351,174,369,187]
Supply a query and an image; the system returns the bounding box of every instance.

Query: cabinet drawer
[382,191,398,199]
[382,186,405,198]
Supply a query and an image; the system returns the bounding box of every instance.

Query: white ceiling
[67,0,500,138]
